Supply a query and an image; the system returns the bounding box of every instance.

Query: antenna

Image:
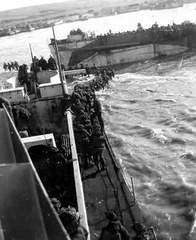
[52,26,67,96]
[29,44,38,98]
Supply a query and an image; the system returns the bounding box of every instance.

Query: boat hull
[54,43,188,69]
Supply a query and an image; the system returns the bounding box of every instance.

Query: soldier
[51,198,62,214]
[85,64,90,77]
[3,62,7,71]
[11,62,15,70]
[48,55,57,70]
[7,62,12,71]
[90,119,106,171]
[132,223,149,240]
[38,56,48,70]
[99,211,130,240]
[14,61,19,70]
[74,122,91,169]
[80,63,84,69]
[59,206,88,240]
[91,97,104,133]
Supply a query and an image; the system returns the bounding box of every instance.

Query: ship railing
[103,131,136,207]
[104,131,158,240]
[65,108,90,240]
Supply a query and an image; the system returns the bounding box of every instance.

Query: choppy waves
[99,68,196,239]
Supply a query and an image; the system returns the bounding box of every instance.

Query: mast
[52,26,67,95]
[29,44,38,98]
[52,26,89,237]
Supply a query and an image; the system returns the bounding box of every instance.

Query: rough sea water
[1,3,196,239]
[96,58,196,239]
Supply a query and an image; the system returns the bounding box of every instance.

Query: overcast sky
[0,0,68,11]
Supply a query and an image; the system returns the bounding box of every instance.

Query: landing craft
[0,29,157,240]
[49,25,189,70]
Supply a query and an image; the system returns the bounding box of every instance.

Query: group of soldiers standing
[30,55,57,71]
[3,55,57,73]
[70,67,114,171]
[16,55,57,94]
[3,61,19,71]
[72,84,106,171]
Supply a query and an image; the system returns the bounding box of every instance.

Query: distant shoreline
[0,1,194,38]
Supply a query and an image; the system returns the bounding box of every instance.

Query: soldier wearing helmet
[59,206,88,240]
[99,211,130,240]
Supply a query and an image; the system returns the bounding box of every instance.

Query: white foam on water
[151,128,169,144]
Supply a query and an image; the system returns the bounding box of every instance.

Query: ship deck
[83,132,144,239]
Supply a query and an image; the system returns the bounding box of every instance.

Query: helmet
[60,206,80,235]
[51,198,61,213]
[133,222,146,233]
[105,211,118,222]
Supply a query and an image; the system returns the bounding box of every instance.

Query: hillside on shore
[0,0,195,36]
[0,0,145,27]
